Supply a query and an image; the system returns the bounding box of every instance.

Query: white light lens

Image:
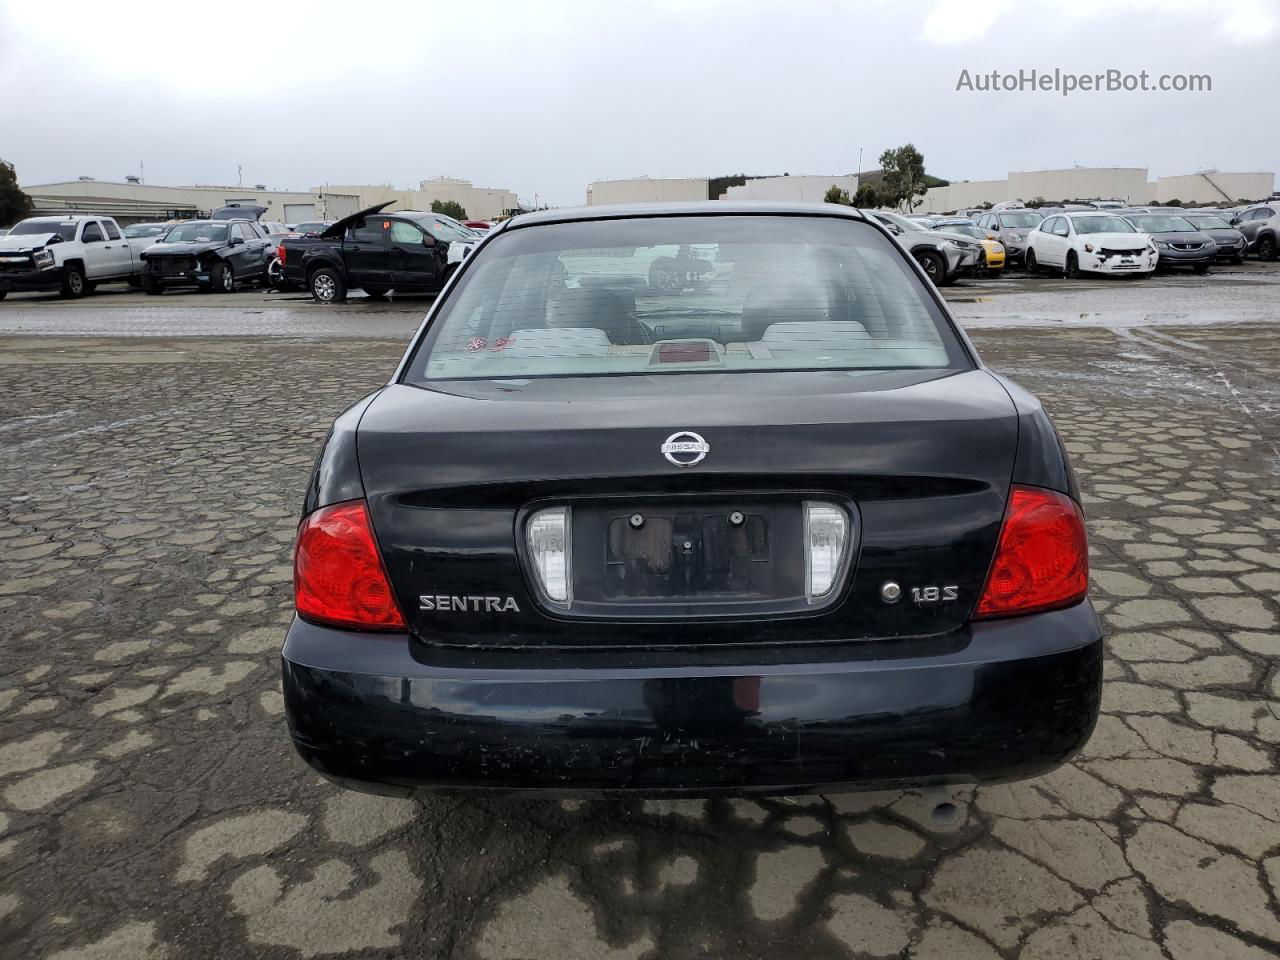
[527,507,570,603]
[805,502,848,601]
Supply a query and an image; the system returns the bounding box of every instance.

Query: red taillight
[277,243,287,266]
[974,485,1088,619]
[294,500,406,631]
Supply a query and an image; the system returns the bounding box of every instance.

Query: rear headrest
[504,328,611,358]
[740,284,830,343]
[547,286,635,335]
[761,321,870,351]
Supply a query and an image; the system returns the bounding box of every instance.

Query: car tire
[1024,249,1039,274]
[1064,252,1081,279]
[142,275,163,295]
[914,250,946,285]
[210,262,234,294]
[1258,235,1277,261]
[362,287,390,300]
[59,264,87,299]
[266,257,283,289]
[310,267,346,304]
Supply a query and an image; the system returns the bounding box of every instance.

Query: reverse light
[974,485,1088,619]
[527,507,570,604]
[294,500,405,631]
[805,502,849,602]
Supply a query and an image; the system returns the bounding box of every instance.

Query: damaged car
[140,219,274,294]
[279,203,482,302]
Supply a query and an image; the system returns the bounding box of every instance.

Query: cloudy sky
[1,0,1276,206]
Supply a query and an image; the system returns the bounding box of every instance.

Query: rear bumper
[281,602,1103,796]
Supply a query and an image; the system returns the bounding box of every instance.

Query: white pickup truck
[0,215,158,299]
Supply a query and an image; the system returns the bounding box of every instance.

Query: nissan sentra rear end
[281,203,1102,796]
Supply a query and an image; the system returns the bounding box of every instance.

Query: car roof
[508,201,871,229]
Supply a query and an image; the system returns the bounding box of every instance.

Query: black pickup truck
[279,203,481,301]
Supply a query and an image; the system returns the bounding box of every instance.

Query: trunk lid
[359,369,1018,649]
[319,202,395,240]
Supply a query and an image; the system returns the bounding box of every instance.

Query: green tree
[852,183,880,208]
[878,144,929,212]
[431,199,467,220]
[1165,198,1182,207]
[1026,196,1048,209]
[824,185,852,206]
[0,160,33,226]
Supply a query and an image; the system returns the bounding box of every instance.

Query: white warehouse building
[20,176,520,225]
[721,175,859,203]
[920,167,1276,213]
[587,174,862,206]
[587,178,711,205]
[19,178,346,225]
[318,178,519,221]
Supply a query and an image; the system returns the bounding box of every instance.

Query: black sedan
[140,219,274,293]
[282,202,1102,796]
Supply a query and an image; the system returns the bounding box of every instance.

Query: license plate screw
[629,513,645,529]
[729,511,745,527]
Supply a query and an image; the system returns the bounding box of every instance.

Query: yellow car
[934,220,1005,272]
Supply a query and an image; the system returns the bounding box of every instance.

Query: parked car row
[0,205,497,300]
[2,199,1274,300]
[898,199,1279,281]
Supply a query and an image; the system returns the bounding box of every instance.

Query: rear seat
[546,287,644,345]
[760,320,871,352]
[504,328,611,358]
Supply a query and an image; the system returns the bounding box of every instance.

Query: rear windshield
[124,224,167,238]
[404,215,968,382]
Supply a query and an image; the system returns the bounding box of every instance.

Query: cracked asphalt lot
[1,283,1278,959]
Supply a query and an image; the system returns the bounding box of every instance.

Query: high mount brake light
[294,500,405,631]
[974,485,1088,619]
